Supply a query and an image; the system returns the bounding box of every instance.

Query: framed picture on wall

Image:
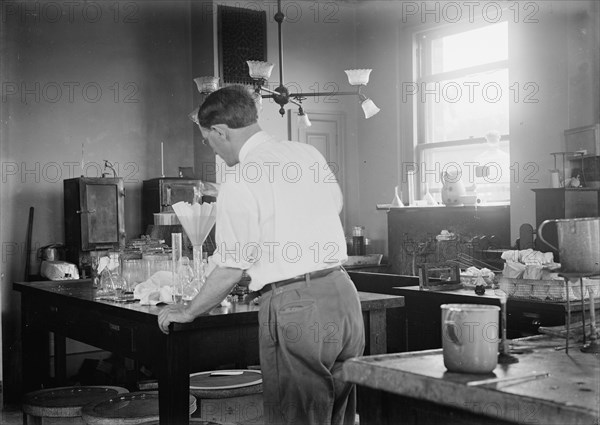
[217,5,267,85]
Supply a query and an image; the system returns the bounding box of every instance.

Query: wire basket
[498,277,600,302]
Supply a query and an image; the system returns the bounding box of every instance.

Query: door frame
[288,110,347,229]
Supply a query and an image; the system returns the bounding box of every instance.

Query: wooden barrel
[22,385,129,425]
[81,391,196,425]
[189,370,263,424]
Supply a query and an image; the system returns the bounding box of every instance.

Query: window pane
[426,68,509,142]
[431,22,508,73]
[420,141,511,203]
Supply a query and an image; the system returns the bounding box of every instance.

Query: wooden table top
[343,335,599,425]
[14,279,403,326]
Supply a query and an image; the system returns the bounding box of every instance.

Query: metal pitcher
[538,217,600,275]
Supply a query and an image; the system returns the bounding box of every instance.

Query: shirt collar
[238,131,275,163]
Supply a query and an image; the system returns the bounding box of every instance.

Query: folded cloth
[503,261,526,279]
[463,266,495,279]
[133,271,174,305]
[501,249,555,266]
[523,264,544,280]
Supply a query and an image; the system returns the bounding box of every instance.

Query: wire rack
[449,252,502,273]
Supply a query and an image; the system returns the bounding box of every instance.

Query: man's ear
[211,124,229,139]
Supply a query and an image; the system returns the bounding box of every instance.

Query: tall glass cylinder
[171,233,183,303]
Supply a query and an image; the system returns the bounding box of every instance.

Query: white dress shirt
[209,131,347,292]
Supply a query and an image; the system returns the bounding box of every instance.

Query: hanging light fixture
[192,0,380,128]
[246,0,380,126]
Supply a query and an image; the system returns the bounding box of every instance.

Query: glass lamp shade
[361,98,380,119]
[247,61,274,80]
[345,69,372,86]
[297,112,312,128]
[194,76,220,94]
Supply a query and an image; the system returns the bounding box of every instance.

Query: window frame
[413,20,510,201]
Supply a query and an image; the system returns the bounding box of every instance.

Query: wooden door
[288,111,346,225]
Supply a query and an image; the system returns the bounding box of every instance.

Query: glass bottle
[352,226,365,256]
[192,245,207,291]
[179,257,197,302]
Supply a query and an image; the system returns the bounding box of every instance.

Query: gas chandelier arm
[257,86,364,107]
[245,0,380,120]
[259,86,302,108]
[291,90,362,99]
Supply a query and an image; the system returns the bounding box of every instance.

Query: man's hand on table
[158,304,195,334]
[156,266,244,334]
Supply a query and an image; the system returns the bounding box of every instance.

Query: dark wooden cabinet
[141,178,204,231]
[532,188,600,254]
[64,177,126,273]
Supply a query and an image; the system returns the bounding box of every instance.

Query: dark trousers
[258,269,365,425]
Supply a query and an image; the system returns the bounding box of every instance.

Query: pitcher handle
[444,309,462,346]
[537,219,558,252]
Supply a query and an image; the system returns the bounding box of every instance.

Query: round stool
[81,391,196,425]
[22,385,129,425]
[139,420,224,425]
[189,370,263,424]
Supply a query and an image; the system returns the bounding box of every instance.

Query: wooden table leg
[367,308,387,355]
[357,387,385,425]
[53,333,67,386]
[159,331,190,425]
[21,297,50,392]
[358,308,388,420]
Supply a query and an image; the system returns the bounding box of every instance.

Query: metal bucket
[538,217,600,274]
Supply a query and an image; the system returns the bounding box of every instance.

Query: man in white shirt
[158,85,364,424]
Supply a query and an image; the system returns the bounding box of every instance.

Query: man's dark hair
[197,85,258,129]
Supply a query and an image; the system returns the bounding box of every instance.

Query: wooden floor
[0,404,22,425]
[0,403,359,424]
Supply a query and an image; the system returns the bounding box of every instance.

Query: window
[414,21,510,204]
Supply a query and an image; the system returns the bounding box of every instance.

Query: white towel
[133,271,174,305]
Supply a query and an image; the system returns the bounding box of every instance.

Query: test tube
[407,170,415,206]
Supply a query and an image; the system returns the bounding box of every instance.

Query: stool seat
[189,370,263,399]
[189,370,263,424]
[81,391,196,425]
[22,386,129,424]
[138,420,224,425]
